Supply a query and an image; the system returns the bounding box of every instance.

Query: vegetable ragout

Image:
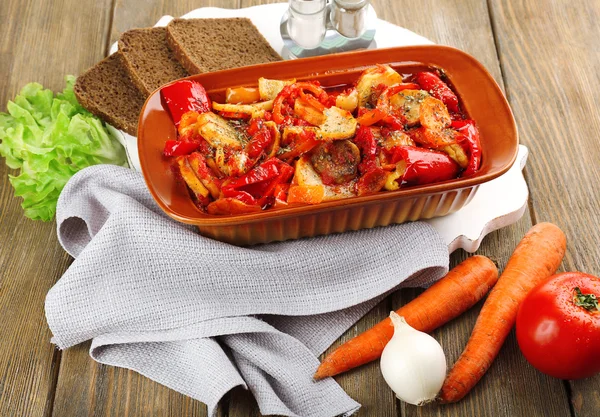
[160,65,482,215]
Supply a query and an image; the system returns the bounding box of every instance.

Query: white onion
[380,312,447,405]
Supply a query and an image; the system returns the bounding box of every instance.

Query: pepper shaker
[281,0,377,59]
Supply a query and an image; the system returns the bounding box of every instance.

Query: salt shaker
[286,0,328,49]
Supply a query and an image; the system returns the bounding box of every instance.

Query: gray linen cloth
[45,165,449,417]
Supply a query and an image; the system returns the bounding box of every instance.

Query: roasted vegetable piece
[442,143,469,169]
[176,156,212,207]
[388,89,430,126]
[409,126,458,148]
[279,127,320,161]
[452,120,482,176]
[356,108,386,126]
[288,184,325,204]
[226,86,261,104]
[293,156,354,201]
[161,80,212,126]
[356,167,388,196]
[196,112,245,150]
[222,158,294,206]
[356,64,403,107]
[316,106,357,140]
[163,140,202,157]
[273,82,328,124]
[390,146,460,187]
[415,71,460,113]
[354,125,380,174]
[419,96,452,131]
[335,88,359,112]
[258,77,296,100]
[310,140,361,185]
[294,98,326,126]
[246,119,274,159]
[212,100,274,117]
[207,197,262,215]
[188,153,222,199]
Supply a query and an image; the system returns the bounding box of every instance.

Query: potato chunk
[196,112,245,150]
[316,106,357,140]
[356,65,403,108]
[419,96,451,131]
[293,156,355,201]
[258,77,295,100]
[335,89,359,112]
[389,89,430,126]
[212,100,274,117]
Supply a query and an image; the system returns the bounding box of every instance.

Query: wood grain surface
[0,0,598,416]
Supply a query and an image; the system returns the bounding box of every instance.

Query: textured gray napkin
[45,165,449,417]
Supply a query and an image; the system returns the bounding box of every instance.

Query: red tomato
[516,272,600,380]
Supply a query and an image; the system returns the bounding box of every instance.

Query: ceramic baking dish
[138,45,518,245]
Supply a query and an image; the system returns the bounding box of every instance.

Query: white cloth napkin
[45,165,449,417]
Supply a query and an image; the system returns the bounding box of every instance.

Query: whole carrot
[314,255,499,380]
[439,222,567,403]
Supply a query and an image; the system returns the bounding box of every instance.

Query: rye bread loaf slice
[166,18,282,74]
[74,52,145,136]
[119,27,189,96]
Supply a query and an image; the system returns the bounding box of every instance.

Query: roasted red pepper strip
[452,120,482,177]
[160,80,212,126]
[354,125,380,174]
[357,108,386,126]
[221,189,258,205]
[223,158,294,205]
[246,126,273,159]
[278,128,319,161]
[356,167,388,196]
[163,140,202,157]
[392,146,460,186]
[225,158,282,190]
[415,72,459,113]
[273,82,328,124]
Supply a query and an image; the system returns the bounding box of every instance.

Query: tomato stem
[573,287,599,312]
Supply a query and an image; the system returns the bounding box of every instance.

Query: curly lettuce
[0,76,128,221]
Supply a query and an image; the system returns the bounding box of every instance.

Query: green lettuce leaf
[0,75,128,221]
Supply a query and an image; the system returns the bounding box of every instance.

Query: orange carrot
[439,222,567,403]
[314,255,499,380]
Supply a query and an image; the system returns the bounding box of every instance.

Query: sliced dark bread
[166,18,282,74]
[119,27,189,96]
[74,52,145,136]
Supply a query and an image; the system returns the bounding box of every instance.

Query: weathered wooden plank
[0,0,114,416]
[50,3,235,417]
[489,0,600,415]
[380,1,572,415]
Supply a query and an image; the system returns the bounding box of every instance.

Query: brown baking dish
[138,45,518,245]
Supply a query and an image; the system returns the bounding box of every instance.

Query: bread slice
[119,27,189,96]
[74,52,146,136]
[166,18,282,74]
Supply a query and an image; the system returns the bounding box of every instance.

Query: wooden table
[1,0,599,415]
